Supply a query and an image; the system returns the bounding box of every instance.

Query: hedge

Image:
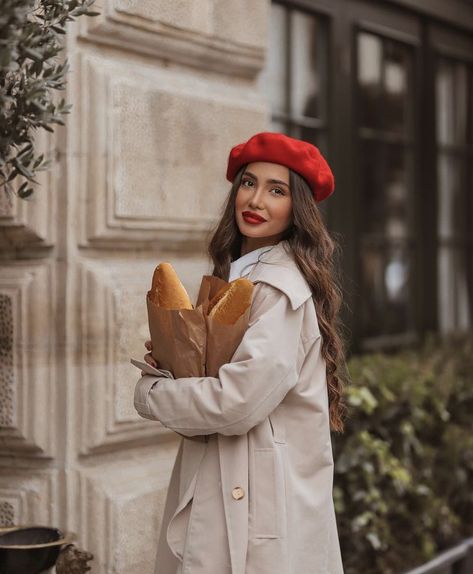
[333,332,473,574]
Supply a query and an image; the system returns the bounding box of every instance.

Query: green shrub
[334,332,473,574]
[0,0,99,200]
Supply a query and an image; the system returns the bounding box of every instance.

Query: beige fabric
[173,434,231,574]
[134,240,344,574]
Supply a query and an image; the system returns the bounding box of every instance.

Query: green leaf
[37,122,55,133]
[23,47,43,62]
[366,532,382,550]
[36,159,52,170]
[6,169,19,182]
[12,160,34,179]
[17,143,34,158]
[18,183,34,199]
[33,153,44,168]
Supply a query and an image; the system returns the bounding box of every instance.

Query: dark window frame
[430,24,473,333]
[354,24,420,351]
[271,0,473,354]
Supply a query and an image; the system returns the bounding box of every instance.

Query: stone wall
[0,1,269,571]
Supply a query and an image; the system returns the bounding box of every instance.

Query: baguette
[207,283,231,315]
[208,278,253,325]
[150,262,194,310]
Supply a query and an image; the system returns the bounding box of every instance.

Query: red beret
[226,131,335,202]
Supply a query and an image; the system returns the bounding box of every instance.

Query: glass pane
[383,40,412,135]
[436,59,455,145]
[290,11,326,120]
[436,58,468,146]
[291,126,327,156]
[438,246,472,332]
[358,33,413,135]
[358,33,383,130]
[287,126,329,215]
[456,63,468,144]
[258,3,287,114]
[361,243,412,337]
[437,153,466,238]
[360,141,411,238]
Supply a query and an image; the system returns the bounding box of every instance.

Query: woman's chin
[239,227,268,238]
[237,219,270,236]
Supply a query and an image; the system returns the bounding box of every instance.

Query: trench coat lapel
[245,240,313,310]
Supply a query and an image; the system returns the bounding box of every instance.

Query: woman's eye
[241,180,284,196]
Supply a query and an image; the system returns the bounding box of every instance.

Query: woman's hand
[142,339,158,376]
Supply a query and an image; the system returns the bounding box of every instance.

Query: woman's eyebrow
[243,170,290,189]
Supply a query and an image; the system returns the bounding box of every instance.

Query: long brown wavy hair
[205,164,349,433]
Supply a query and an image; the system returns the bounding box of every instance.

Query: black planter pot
[0,526,73,574]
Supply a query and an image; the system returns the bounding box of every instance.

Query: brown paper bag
[147,274,254,379]
[146,296,207,378]
[196,275,254,377]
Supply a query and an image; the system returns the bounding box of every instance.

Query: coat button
[232,486,245,500]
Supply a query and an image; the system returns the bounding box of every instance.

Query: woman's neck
[240,235,282,257]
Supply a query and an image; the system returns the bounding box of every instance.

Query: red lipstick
[242,211,267,224]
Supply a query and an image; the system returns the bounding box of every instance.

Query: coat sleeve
[133,282,306,436]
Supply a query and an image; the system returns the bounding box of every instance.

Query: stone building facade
[0,1,269,571]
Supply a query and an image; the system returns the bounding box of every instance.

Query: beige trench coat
[134,240,344,574]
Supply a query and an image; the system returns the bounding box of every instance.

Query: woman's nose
[248,188,265,209]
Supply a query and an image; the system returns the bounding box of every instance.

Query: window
[258,4,329,153]
[356,31,417,344]
[257,3,330,218]
[262,0,473,352]
[435,55,473,332]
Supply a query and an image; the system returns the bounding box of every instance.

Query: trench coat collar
[246,240,313,310]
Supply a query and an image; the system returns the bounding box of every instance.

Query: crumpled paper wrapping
[137,274,254,378]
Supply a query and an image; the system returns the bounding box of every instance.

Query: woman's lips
[242,212,267,224]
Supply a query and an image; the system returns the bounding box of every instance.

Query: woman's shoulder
[247,242,312,311]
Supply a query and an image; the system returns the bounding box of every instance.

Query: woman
[134,132,348,574]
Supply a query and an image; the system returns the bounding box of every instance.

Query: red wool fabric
[226,131,335,202]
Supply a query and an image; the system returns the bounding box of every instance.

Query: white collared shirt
[229,244,277,282]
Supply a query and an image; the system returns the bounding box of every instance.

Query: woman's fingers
[143,341,158,372]
[144,352,158,368]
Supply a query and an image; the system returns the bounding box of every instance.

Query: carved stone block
[76,55,266,249]
[0,262,56,456]
[0,129,57,249]
[78,444,178,572]
[77,255,208,453]
[78,0,266,78]
[0,470,59,526]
